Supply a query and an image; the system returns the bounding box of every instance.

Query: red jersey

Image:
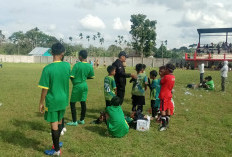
[159,74,175,99]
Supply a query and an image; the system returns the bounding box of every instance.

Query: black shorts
[132,95,145,106]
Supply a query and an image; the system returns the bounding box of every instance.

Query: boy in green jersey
[38,43,70,156]
[104,65,117,107]
[149,70,161,118]
[67,50,94,126]
[105,96,129,138]
[203,76,215,90]
[130,64,148,112]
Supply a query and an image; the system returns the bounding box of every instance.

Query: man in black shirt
[112,51,135,105]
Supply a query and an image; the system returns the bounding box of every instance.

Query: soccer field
[0,63,231,157]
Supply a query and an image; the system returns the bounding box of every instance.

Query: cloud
[113,18,131,31]
[80,14,106,31]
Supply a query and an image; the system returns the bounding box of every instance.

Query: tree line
[0,14,191,58]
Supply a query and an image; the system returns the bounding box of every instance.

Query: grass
[0,63,231,157]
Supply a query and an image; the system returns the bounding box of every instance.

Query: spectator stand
[185,28,232,68]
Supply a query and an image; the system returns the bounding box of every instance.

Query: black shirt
[112,59,131,89]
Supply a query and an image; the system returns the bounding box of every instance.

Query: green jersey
[70,62,94,84]
[104,76,116,101]
[38,61,70,112]
[106,106,129,138]
[70,62,94,102]
[150,79,161,100]
[132,73,148,96]
[206,80,214,90]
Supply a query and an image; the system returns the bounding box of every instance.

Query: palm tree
[97,32,101,38]
[86,35,90,42]
[69,36,73,41]
[79,33,83,39]
[99,37,104,45]
[115,40,118,45]
[93,35,97,41]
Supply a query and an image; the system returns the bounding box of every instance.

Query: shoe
[44,149,61,156]
[77,120,85,124]
[66,121,78,126]
[52,142,63,149]
[159,126,167,132]
[60,130,64,136]
[62,127,67,132]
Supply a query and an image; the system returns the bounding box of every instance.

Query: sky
[0,0,232,49]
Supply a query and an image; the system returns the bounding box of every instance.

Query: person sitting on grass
[130,64,148,113]
[202,76,214,90]
[105,96,129,138]
[67,50,94,126]
[38,43,70,156]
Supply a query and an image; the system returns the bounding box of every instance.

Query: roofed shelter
[197,28,232,45]
[29,47,51,56]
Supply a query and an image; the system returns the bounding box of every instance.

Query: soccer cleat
[66,121,78,126]
[44,149,61,156]
[159,126,167,132]
[60,130,64,136]
[77,120,85,124]
[52,142,63,149]
[62,127,67,132]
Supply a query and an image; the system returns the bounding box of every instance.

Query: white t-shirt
[198,63,204,73]
[221,61,228,77]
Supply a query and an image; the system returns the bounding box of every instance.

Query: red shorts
[160,98,173,115]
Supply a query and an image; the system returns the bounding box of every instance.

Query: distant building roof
[197,28,232,34]
[29,47,51,56]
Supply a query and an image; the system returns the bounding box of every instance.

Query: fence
[0,55,184,67]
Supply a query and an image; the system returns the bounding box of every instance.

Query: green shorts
[70,82,88,102]
[44,110,66,123]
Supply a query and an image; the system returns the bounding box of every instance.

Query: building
[28,47,51,56]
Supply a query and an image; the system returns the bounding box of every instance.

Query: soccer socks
[132,104,137,112]
[61,118,65,129]
[70,102,77,122]
[161,116,166,127]
[52,129,60,152]
[58,124,62,135]
[137,105,143,113]
[80,101,86,121]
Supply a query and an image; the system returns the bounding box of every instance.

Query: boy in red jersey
[159,63,175,131]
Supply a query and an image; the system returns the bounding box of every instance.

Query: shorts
[160,98,172,112]
[44,110,66,123]
[71,82,88,102]
[132,95,145,106]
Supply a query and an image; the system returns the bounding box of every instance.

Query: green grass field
[0,63,231,157]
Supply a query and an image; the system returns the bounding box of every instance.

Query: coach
[112,51,135,105]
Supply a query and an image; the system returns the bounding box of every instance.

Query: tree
[0,30,5,45]
[130,14,157,57]
[9,31,25,54]
[86,35,90,42]
[79,33,83,39]
[99,37,104,45]
[97,32,101,38]
[93,35,97,41]
[69,36,73,42]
